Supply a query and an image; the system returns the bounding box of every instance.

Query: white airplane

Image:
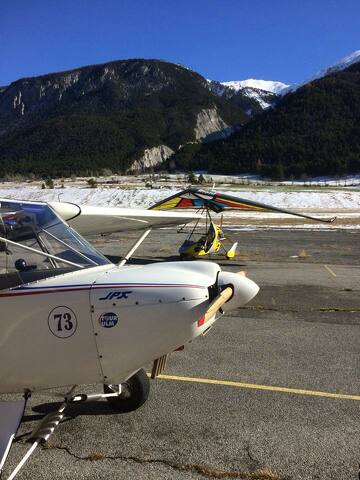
[0,198,259,479]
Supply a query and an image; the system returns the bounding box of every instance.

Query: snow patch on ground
[0,187,359,210]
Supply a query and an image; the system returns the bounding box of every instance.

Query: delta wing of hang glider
[149,188,337,259]
[0,198,259,479]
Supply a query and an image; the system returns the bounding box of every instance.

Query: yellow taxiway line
[324,264,337,277]
[155,374,360,401]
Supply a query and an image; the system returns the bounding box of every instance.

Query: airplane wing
[49,202,201,235]
[149,188,336,224]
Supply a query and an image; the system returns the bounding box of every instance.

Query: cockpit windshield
[0,199,110,290]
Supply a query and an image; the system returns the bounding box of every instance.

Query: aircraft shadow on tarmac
[14,402,118,442]
[105,254,179,264]
[16,401,126,439]
[105,254,247,267]
[29,400,125,419]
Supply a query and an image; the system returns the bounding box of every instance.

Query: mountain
[173,56,360,177]
[0,59,251,177]
[207,80,278,115]
[2,52,360,179]
[221,79,289,95]
[282,50,360,95]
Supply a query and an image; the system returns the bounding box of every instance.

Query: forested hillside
[174,62,360,178]
[1,57,360,179]
[0,59,249,177]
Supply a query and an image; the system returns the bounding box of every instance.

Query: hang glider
[149,188,337,224]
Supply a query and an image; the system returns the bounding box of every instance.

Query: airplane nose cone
[217,271,259,312]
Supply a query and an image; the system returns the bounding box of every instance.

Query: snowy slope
[221,49,360,99]
[207,79,279,112]
[320,50,360,75]
[217,49,360,99]
[281,50,360,95]
[221,79,289,95]
[0,187,359,210]
[240,87,273,109]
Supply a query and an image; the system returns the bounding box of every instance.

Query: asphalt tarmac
[2,229,359,480]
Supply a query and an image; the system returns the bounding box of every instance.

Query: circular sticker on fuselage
[99,312,118,328]
[48,306,77,338]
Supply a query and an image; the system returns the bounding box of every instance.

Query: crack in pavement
[233,305,360,314]
[316,307,360,312]
[42,443,281,479]
[245,443,259,470]
[237,306,289,312]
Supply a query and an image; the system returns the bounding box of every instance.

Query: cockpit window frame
[0,198,111,290]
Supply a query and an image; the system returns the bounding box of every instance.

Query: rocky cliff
[0,59,249,176]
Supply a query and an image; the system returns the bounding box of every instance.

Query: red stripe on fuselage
[0,283,206,298]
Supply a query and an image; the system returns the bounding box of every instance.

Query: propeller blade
[204,286,233,323]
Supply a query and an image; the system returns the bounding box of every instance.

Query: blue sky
[1,0,359,86]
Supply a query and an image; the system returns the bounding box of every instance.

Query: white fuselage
[0,199,259,395]
[0,261,259,393]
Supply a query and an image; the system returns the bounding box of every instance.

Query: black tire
[179,253,194,261]
[104,368,150,413]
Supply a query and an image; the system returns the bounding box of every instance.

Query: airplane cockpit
[0,199,110,290]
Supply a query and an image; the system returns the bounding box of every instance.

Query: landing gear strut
[5,372,150,479]
[104,368,150,413]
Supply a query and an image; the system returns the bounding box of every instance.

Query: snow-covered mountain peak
[206,78,279,113]
[282,49,360,95]
[221,79,290,95]
[316,50,360,78]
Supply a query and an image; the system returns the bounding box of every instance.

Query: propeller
[201,286,233,325]
[198,270,259,327]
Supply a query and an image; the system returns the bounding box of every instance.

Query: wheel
[104,368,150,413]
[179,253,195,260]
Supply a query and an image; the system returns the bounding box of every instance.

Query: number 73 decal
[48,306,78,338]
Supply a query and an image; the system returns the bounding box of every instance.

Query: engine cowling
[217,271,259,312]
